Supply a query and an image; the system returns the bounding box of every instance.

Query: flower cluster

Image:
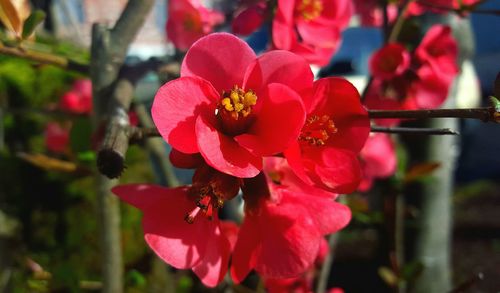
[166,0,224,51]
[364,25,459,126]
[272,0,353,66]
[45,79,92,153]
[113,33,370,287]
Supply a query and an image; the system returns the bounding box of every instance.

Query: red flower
[284,77,370,193]
[112,179,239,287]
[365,25,458,117]
[59,79,92,114]
[358,134,397,192]
[353,0,398,27]
[152,33,310,178]
[166,0,224,51]
[232,2,266,36]
[407,0,481,16]
[272,0,353,65]
[369,43,411,80]
[230,160,350,282]
[44,122,70,153]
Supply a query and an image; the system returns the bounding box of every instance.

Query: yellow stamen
[299,115,338,146]
[219,85,258,119]
[297,0,323,21]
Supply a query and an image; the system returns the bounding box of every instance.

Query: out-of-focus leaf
[126,270,146,287]
[76,150,95,163]
[400,261,423,281]
[0,209,19,237]
[378,266,398,287]
[394,143,408,182]
[177,275,193,293]
[490,96,500,123]
[0,0,30,36]
[404,162,441,183]
[21,9,45,39]
[70,118,92,153]
[0,0,22,34]
[16,152,77,172]
[27,279,49,292]
[79,281,102,290]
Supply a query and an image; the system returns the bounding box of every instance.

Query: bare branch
[371,126,459,135]
[0,43,88,73]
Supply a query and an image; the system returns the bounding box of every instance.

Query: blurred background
[0,0,499,292]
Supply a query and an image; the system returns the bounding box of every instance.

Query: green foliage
[22,10,46,40]
[69,118,92,153]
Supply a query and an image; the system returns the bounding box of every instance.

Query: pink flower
[232,2,266,36]
[358,134,397,192]
[353,0,397,27]
[272,0,353,65]
[407,0,481,16]
[262,238,327,293]
[152,33,311,178]
[44,122,70,153]
[166,0,224,51]
[415,25,458,75]
[369,43,411,80]
[59,79,92,114]
[112,166,241,287]
[230,168,351,282]
[364,25,458,117]
[284,77,370,193]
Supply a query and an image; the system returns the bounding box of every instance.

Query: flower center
[183,14,201,32]
[217,85,258,136]
[379,55,399,73]
[184,166,240,224]
[299,115,338,146]
[296,0,323,21]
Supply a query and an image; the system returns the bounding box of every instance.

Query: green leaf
[22,10,46,39]
[69,118,92,153]
[378,266,398,287]
[400,261,424,281]
[404,162,441,183]
[489,96,500,112]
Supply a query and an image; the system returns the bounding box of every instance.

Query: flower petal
[113,185,213,269]
[192,219,231,287]
[272,0,295,50]
[243,50,313,96]
[276,189,351,235]
[181,33,256,93]
[169,149,204,169]
[235,83,305,156]
[310,77,370,152]
[254,195,321,278]
[195,115,262,178]
[230,218,260,283]
[312,148,362,194]
[152,76,218,154]
[296,21,340,48]
[283,142,316,186]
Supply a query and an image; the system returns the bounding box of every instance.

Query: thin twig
[448,272,484,293]
[316,234,339,293]
[388,0,415,42]
[90,1,155,293]
[361,0,415,101]
[368,107,499,122]
[125,125,460,141]
[0,43,88,73]
[134,104,180,187]
[417,0,500,15]
[371,126,459,135]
